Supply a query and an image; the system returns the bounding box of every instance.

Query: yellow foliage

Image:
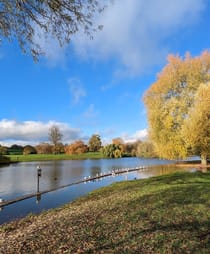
[182,83,210,157]
[144,51,210,160]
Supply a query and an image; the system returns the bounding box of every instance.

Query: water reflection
[1,158,170,200]
[46,161,62,189]
[36,193,41,204]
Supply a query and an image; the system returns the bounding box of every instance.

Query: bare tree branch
[0,0,108,60]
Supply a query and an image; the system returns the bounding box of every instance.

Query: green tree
[23,145,37,155]
[144,51,210,165]
[0,0,107,59]
[8,144,23,155]
[88,134,102,152]
[182,83,210,166]
[112,138,125,153]
[49,125,63,154]
[102,144,122,158]
[113,148,122,158]
[0,145,10,163]
[0,145,8,155]
[55,142,65,154]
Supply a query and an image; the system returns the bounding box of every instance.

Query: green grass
[6,152,104,162]
[0,171,210,253]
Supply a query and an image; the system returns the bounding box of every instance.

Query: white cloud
[100,128,116,145]
[32,20,68,66]
[73,0,205,76]
[0,119,81,146]
[99,128,148,145]
[68,78,86,104]
[31,0,205,70]
[121,129,148,143]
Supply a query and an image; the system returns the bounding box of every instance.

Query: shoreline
[0,171,209,253]
[1,153,209,166]
[174,160,210,169]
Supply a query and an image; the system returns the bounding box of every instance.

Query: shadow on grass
[92,219,210,253]
[86,172,210,253]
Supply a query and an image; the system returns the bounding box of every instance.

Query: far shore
[0,153,209,169]
[175,159,210,169]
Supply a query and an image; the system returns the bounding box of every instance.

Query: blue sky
[0,0,210,146]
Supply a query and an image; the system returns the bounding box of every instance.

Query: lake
[0,157,196,224]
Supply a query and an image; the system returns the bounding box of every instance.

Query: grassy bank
[0,171,210,253]
[6,152,104,162]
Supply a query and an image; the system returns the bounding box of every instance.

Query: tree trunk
[201,153,207,167]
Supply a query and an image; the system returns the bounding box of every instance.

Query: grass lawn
[0,171,210,253]
[6,152,104,162]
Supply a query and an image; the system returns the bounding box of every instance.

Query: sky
[0,0,210,147]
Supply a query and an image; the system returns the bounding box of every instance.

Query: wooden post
[37,166,42,193]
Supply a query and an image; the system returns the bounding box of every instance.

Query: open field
[0,171,209,253]
[5,152,104,162]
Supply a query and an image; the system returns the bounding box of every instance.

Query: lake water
[0,157,196,224]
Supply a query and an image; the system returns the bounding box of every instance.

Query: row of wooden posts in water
[0,165,148,209]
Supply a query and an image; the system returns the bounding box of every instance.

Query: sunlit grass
[6,152,104,162]
[0,171,210,253]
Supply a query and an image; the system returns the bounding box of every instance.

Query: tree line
[0,127,156,159]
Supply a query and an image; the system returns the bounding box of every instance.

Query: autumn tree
[49,125,63,154]
[36,143,53,154]
[112,137,124,145]
[88,134,102,152]
[181,83,210,166]
[136,141,156,158]
[65,140,88,154]
[0,0,107,59]
[144,51,210,165]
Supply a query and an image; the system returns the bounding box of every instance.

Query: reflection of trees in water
[69,167,84,178]
[48,161,62,189]
[90,166,101,176]
[136,166,187,178]
[45,162,87,190]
